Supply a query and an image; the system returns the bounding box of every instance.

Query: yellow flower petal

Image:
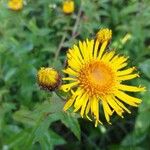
[106,96,124,117]
[73,45,84,63]
[63,68,78,76]
[63,97,75,111]
[67,51,82,70]
[85,100,92,121]
[115,90,142,107]
[117,62,128,70]
[74,92,88,112]
[61,81,79,92]
[93,40,100,59]
[91,97,100,127]
[117,67,135,76]
[101,51,115,62]
[79,41,88,61]
[117,74,139,81]
[80,98,89,118]
[118,84,145,92]
[112,56,128,65]
[62,77,77,81]
[102,100,113,123]
[113,96,131,113]
[97,41,108,59]
[87,39,94,60]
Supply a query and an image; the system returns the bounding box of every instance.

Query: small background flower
[62,0,75,14]
[8,0,23,11]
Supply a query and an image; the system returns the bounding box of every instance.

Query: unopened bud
[37,67,61,91]
[96,28,112,43]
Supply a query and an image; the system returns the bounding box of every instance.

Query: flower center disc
[78,61,115,97]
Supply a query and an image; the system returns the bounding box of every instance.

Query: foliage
[0,0,150,149]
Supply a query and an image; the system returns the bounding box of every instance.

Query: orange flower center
[78,61,116,97]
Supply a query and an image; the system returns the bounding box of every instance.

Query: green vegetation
[0,0,150,149]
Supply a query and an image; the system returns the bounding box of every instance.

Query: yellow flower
[96,28,112,44]
[37,67,61,91]
[8,0,23,11]
[61,37,145,126]
[63,0,74,14]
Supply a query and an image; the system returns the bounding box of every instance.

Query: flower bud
[96,28,112,43]
[37,67,61,91]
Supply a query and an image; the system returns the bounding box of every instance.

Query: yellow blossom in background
[63,0,74,14]
[61,29,145,127]
[8,0,23,11]
[37,67,61,91]
[121,33,132,44]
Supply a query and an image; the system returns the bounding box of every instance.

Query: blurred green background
[0,0,150,149]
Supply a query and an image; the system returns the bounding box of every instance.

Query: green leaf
[121,79,150,147]
[121,131,147,147]
[7,129,31,149]
[135,111,150,133]
[61,113,81,140]
[36,129,66,150]
[4,69,16,81]
[139,59,150,79]
[49,129,66,145]
[110,144,145,150]
[134,79,150,132]
[120,3,138,16]
[13,107,36,126]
